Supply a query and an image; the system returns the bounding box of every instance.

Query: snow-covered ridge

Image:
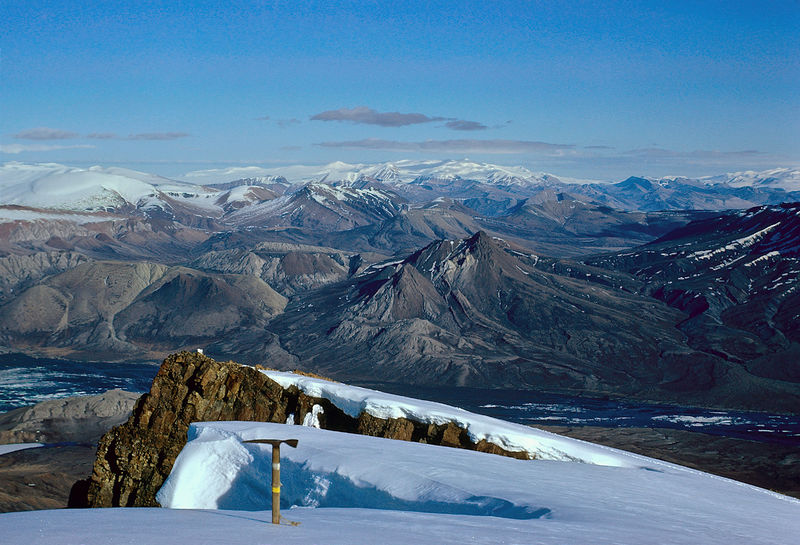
[149,418,799,544]
[5,161,799,219]
[704,168,800,191]
[263,370,639,466]
[0,162,217,212]
[3,376,798,544]
[185,160,800,189]
[183,159,588,187]
[626,168,800,191]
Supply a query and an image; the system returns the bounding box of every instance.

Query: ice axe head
[244,438,298,448]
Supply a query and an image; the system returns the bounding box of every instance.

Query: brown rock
[77,351,538,508]
[82,352,299,507]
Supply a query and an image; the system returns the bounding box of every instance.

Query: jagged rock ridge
[76,352,530,508]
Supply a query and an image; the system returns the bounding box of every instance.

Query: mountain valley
[1,160,798,412]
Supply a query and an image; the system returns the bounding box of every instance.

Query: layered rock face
[77,351,528,508]
[0,262,286,360]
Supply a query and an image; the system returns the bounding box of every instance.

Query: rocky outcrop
[75,351,530,508]
[355,412,529,460]
[191,243,356,296]
[0,389,139,445]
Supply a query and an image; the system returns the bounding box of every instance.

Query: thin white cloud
[623,148,764,160]
[0,143,95,154]
[12,127,80,140]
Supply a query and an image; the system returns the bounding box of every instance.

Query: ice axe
[243,438,299,524]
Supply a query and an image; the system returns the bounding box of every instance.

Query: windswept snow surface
[262,370,633,465]
[2,420,798,543]
[0,207,124,223]
[146,420,799,545]
[1,162,163,210]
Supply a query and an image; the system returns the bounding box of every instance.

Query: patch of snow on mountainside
[0,442,44,455]
[687,222,782,260]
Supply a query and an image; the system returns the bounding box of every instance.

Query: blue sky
[1,0,798,180]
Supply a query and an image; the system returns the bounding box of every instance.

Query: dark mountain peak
[586,203,800,368]
[463,229,492,247]
[615,176,656,191]
[400,231,529,292]
[406,230,496,266]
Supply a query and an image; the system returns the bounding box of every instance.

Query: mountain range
[1,160,798,412]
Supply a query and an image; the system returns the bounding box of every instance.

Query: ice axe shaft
[244,439,298,524]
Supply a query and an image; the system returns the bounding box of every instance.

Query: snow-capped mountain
[182,159,573,188]
[224,182,405,230]
[5,161,799,217]
[0,162,229,216]
[2,160,799,261]
[703,168,800,191]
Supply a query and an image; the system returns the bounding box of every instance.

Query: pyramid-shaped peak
[459,230,506,254]
[403,231,519,283]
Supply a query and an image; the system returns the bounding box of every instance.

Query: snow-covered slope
[263,370,633,465]
[149,420,798,545]
[1,376,798,544]
[0,162,219,212]
[705,168,800,191]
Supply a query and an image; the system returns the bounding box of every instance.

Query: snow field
[262,370,641,466]
[2,378,799,544]
[150,421,799,544]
